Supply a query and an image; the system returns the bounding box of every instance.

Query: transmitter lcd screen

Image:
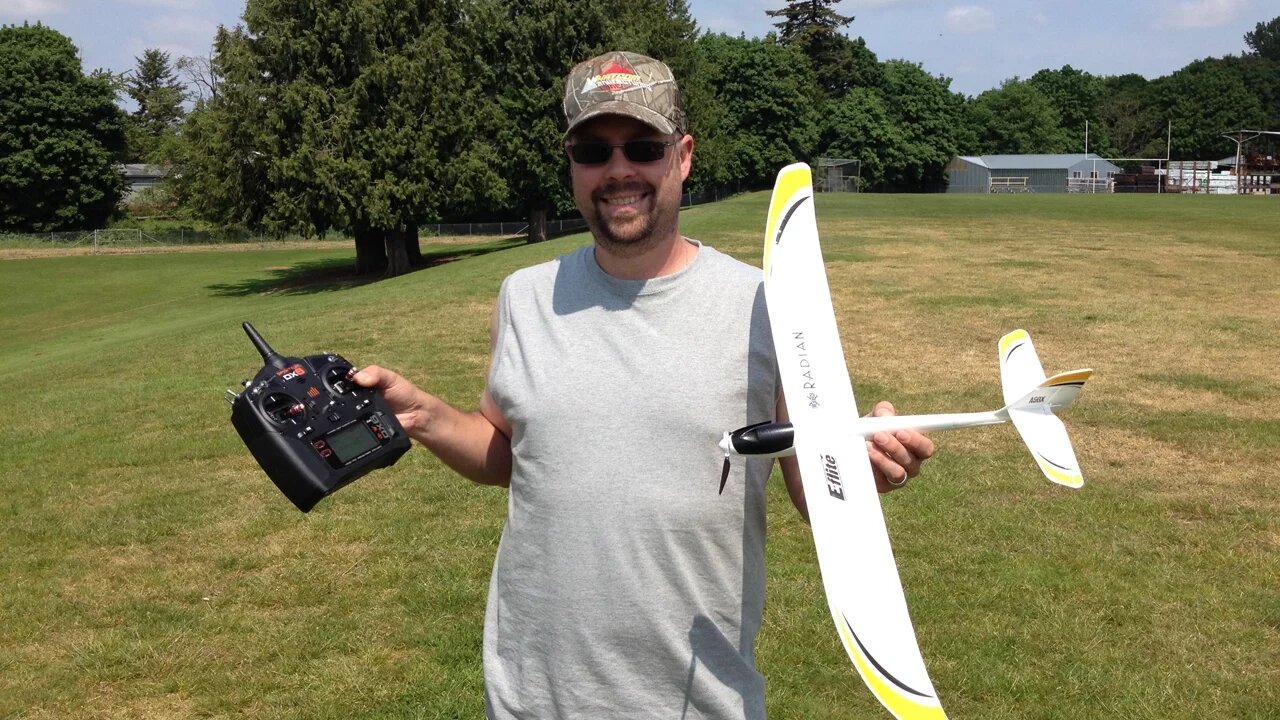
[326,421,380,464]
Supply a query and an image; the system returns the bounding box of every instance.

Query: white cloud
[946,5,995,33]
[0,0,66,19]
[1157,0,1250,30]
[125,12,220,62]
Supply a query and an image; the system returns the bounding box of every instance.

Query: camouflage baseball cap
[563,51,687,137]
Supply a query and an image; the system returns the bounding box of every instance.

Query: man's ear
[679,134,694,181]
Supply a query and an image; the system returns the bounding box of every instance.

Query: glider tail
[995,330,1092,489]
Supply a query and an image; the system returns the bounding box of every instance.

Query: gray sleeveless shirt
[484,242,778,719]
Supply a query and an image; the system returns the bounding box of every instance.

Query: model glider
[721,163,1091,720]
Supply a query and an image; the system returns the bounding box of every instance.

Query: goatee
[587,180,674,258]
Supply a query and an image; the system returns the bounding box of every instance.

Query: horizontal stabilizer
[998,366,1092,489]
[1007,406,1085,488]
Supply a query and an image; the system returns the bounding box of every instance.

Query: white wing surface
[764,164,947,720]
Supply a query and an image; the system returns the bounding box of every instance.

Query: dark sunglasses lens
[623,140,667,163]
[569,142,612,165]
[569,141,670,164]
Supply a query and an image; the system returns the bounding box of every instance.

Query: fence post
[93,229,99,254]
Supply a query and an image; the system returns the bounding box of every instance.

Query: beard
[583,179,679,258]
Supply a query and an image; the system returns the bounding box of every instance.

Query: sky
[1,0,1272,98]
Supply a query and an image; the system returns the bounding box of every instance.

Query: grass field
[1,193,1277,719]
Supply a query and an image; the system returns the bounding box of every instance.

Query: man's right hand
[350,365,513,487]
[351,365,430,438]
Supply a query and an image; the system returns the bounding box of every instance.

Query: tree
[124,48,186,162]
[1028,65,1104,152]
[1244,15,1280,62]
[820,86,899,189]
[470,0,611,243]
[174,25,272,231]
[766,0,869,96]
[176,52,220,104]
[878,60,966,191]
[825,34,884,93]
[1148,58,1268,159]
[0,23,127,231]
[1095,74,1159,158]
[697,33,822,188]
[183,0,504,276]
[1219,53,1280,130]
[608,0,732,194]
[966,78,1073,155]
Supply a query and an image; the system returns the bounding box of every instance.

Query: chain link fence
[2,182,748,252]
[420,218,589,238]
[0,228,357,253]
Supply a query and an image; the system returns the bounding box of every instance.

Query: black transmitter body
[228,322,410,512]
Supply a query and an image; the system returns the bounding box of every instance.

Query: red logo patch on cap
[582,61,650,96]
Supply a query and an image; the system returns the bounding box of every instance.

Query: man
[354,51,933,719]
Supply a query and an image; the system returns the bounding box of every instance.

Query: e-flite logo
[792,331,820,408]
[822,454,845,500]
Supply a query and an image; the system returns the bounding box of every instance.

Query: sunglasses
[566,139,677,165]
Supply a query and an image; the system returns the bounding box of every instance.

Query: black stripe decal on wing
[845,614,933,699]
[1004,340,1025,363]
[1035,451,1072,472]
[774,195,811,246]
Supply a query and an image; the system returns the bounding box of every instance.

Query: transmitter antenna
[243,321,288,369]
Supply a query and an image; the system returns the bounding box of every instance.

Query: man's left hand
[866,401,935,493]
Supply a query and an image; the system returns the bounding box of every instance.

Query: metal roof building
[120,164,169,199]
[946,154,1123,193]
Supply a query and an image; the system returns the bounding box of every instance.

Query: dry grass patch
[6,194,1278,719]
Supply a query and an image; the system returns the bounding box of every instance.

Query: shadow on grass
[206,237,525,297]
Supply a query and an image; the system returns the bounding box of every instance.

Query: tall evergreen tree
[471,0,611,243]
[183,0,502,276]
[607,0,731,192]
[124,48,186,162]
[1244,15,1280,63]
[766,0,852,47]
[697,33,821,188]
[765,0,862,96]
[174,26,272,231]
[0,23,127,231]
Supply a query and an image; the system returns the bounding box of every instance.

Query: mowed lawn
[1,193,1276,719]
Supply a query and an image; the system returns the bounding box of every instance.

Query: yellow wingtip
[763,164,814,275]
[999,328,1029,356]
[836,614,948,720]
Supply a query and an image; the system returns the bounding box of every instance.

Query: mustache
[592,180,652,203]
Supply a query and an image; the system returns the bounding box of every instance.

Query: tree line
[2,2,1278,275]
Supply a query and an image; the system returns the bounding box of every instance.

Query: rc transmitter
[227,322,410,511]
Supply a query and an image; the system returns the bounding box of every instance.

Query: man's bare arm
[350,366,512,486]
